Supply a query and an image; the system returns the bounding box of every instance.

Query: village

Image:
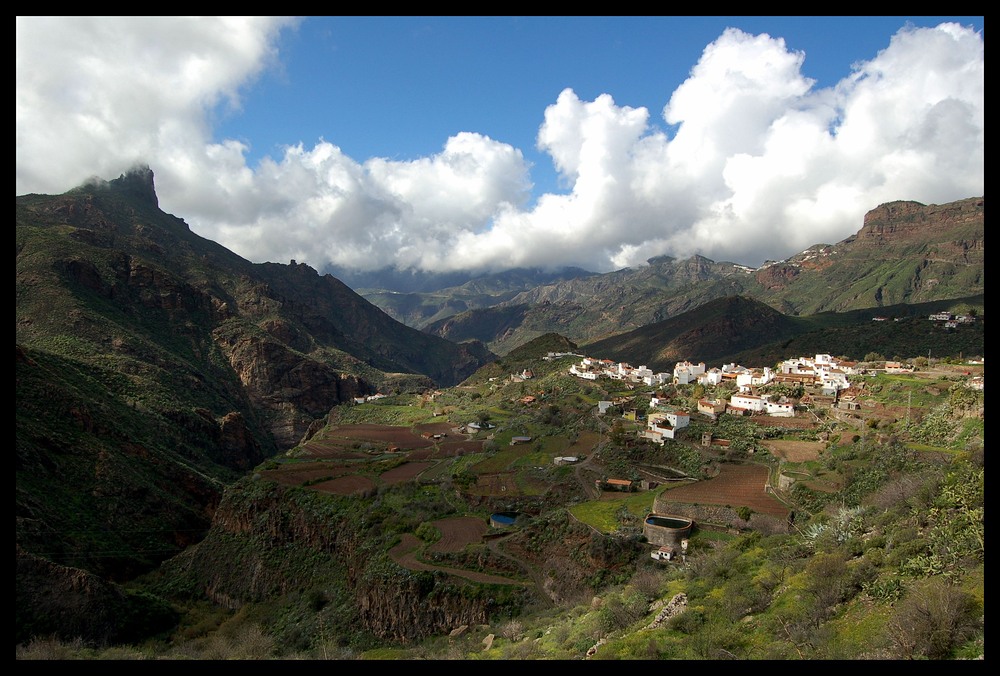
[561,348,982,446]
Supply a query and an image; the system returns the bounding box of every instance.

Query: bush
[887,578,982,659]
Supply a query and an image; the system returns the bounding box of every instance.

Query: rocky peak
[108,164,159,208]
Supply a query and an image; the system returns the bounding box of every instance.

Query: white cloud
[16,18,983,274]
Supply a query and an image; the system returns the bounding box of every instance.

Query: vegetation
[15,175,984,660]
[16,347,984,660]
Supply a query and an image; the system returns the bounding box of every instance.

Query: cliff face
[166,478,520,643]
[857,198,984,249]
[354,578,493,643]
[16,545,176,646]
[749,197,984,312]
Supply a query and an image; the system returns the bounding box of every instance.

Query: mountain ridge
[410,197,983,353]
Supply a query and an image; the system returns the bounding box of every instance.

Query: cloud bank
[16,18,984,273]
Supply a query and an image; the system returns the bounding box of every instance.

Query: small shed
[601,478,633,492]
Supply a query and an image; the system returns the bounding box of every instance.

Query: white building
[736,367,774,392]
[673,361,707,385]
[643,408,691,444]
[698,368,724,386]
[729,394,766,413]
[763,398,795,417]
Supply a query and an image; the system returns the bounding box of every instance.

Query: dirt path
[485,536,555,607]
[389,534,530,587]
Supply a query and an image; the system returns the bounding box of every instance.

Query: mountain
[579,294,984,373]
[580,296,802,371]
[353,266,596,330]
[408,197,984,354]
[16,167,495,643]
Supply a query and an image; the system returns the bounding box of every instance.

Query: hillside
[15,167,496,643]
[14,171,984,658]
[579,295,984,372]
[17,345,984,659]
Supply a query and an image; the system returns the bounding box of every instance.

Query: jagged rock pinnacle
[109,164,158,207]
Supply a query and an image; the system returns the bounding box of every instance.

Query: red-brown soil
[659,463,789,517]
[413,422,457,435]
[261,461,361,486]
[310,475,376,496]
[294,441,370,460]
[427,516,488,553]
[762,439,825,463]
[379,461,433,484]
[751,415,819,429]
[433,439,485,457]
[323,424,435,449]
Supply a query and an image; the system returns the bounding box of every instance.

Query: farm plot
[389,533,525,586]
[658,463,789,517]
[310,475,376,496]
[293,437,370,460]
[380,461,434,484]
[752,415,819,430]
[414,421,457,436]
[427,516,488,553]
[261,461,361,487]
[564,430,600,456]
[469,472,518,497]
[433,439,485,457]
[763,439,825,463]
[323,424,434,450]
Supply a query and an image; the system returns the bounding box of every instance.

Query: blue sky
[16,16,984,275]
[216,16,982,200]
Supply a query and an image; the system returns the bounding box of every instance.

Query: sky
[16,16,984,276]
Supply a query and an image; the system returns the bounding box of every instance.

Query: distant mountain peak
[108,164,158,207]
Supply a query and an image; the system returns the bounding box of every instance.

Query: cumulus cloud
[16,18,984,274]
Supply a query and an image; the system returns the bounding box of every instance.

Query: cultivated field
[427,516,488,553]
[762,439,825,463]
[322,424,435,450]
[657,463,789,517]
[379,461,433,484]
[311,475,376,496]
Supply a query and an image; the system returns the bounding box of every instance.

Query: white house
[673,361,706,385]
[818,369,850,391]
[729,394,766,413]
[780,358,815,375]
[736,367,774,392]
[643,372,671,386]
[643,408,690,443]
[763,398,795,417]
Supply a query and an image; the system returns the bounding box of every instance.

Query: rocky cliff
[162,478,524,644]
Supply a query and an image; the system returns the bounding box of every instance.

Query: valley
[15,170,984,659]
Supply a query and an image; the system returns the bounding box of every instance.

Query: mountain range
[356,197,983,356]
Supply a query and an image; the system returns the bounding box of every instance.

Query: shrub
[887,578,982,659]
